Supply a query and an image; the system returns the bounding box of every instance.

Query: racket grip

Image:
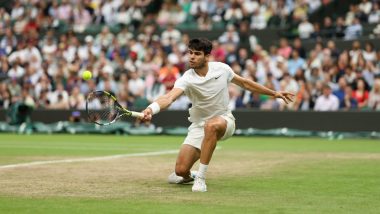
[130,111,144,118]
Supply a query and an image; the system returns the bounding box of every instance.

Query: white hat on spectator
[85,35,93,43]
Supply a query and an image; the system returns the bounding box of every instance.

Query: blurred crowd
[0,0,379,113]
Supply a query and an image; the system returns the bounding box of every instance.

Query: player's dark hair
[188,38,213,55]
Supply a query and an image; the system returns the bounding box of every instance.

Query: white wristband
[148,102,160,115]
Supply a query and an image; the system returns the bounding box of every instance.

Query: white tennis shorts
[183,113,236,150]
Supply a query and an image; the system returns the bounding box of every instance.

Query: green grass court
[0,134,379,213]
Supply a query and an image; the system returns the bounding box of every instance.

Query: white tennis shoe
[192,176,207,192]
[168,171,197,184]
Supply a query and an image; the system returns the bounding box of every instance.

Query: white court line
[0,150,179,170]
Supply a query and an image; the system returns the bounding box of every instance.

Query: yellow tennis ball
[82,70,92,80]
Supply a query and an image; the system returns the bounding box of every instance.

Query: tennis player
[141,38,294,192]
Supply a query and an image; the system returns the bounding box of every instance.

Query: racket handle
[130,111,144,118]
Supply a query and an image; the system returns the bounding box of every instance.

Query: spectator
[368,2,380,24]
[314,84,339,111]
[73,3,92,33]
[298,17,314,39]
[292,38,306,59]
[146,71,166,103]
[322,17,335,38]
[287,50,305,76]
[224,1,243,26]
[358,0,372,15]
[368,78,380,110]
[333,77,348,108]
[69,86,85,109]
[344,18,362,40]
[161,23,182,46]
[128,70,145,99]
[352,78,369,109]
[335,16,346,38]
[363,42,376,62]
[277,38,292,59]
[342,85,358,110]
[218,24,240,45]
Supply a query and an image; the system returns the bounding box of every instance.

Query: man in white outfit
[141,38,294,192]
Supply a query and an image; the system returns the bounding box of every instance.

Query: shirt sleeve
[173,76,188,91]
[222,63,236,82]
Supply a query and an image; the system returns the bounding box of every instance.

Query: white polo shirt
[174,62,235,123]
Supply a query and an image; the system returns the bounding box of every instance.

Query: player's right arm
[141,88,184,122]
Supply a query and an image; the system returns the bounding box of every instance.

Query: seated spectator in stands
[335,16,346,38]
[218,24,240,45]
[322,17,335,38]
[250,7,267,30]
[292,38,306,59]
[352,78,369,109]
[362,61,378,87]
[224,1,243,26]
[363,42,376,62]
[211,0,227,23]
[157,2,186,26]
[127,70,145,100]
[73,3,92,33]
[333,77,348,108]
[292,1,308,22]
[358,0,372,16]
[298,17,314,39]
[189,0,208,20]
[314,84,339,111]
[159,59,180,92]
[368,2,380,24]
[277,38,292,59]
[57,0,72,22]
[310,22,323,40]
[349,41,362,66]
[288,50,305,76]
[146,71,166,103]
[342,85,358,110]
[0,28,17,56]
[161,23,182,46]
[69,86,85,109]
[95,26,114,48]
[281,72,299,95]
[294,87,312,111]
[368,78,380,110]
[197,12,212,30]
[344,18,362,40]
[308,0,322,13]
[211,40,226,62]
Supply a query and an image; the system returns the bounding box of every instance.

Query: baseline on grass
[86,90,144,126]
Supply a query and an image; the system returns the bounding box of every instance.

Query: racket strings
[87,92,119,124]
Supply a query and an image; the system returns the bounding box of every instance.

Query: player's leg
[193,114,235,192]
[175,144,200,179]
[168,144,200,184]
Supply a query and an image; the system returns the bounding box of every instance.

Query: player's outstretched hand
[141,108,153,122]
[274,91,295,104]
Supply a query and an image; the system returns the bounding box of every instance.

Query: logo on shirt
[215,75,222,80]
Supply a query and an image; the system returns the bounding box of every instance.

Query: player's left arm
[231,74,295,104]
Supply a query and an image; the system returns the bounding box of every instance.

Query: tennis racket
[86,91,144,126]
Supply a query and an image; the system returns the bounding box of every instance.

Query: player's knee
[175,165,189,177]
[204,120,224,135]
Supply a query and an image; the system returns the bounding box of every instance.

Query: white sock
[197,163,208,179]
